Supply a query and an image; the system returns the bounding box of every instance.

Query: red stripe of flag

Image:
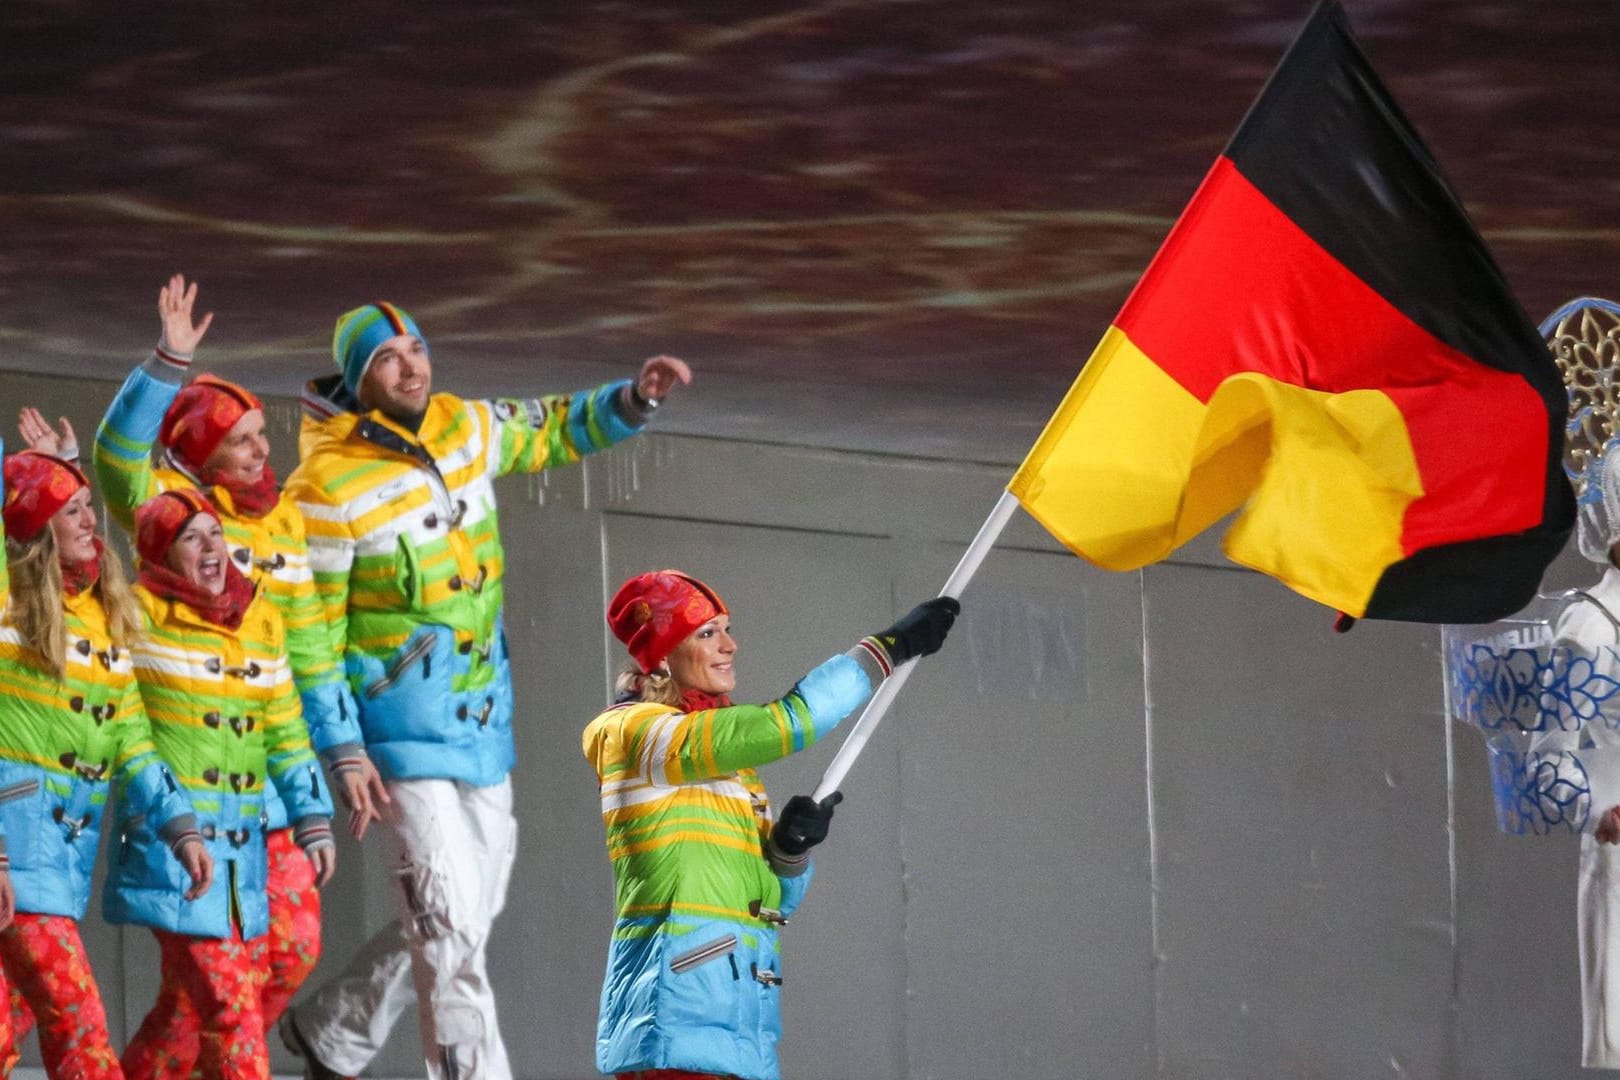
[1115,156,1547,556]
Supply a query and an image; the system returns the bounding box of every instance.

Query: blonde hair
[615,662,683,708]
[5,531,143,680]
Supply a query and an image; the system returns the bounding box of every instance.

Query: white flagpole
[813,490,1022,801]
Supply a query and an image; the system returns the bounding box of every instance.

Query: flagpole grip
[812,490,1021,801]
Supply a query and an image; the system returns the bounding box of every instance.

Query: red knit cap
[159,375,263,474]
[134,489,216,567]
[608,570,728,673]
[2,452,89,544]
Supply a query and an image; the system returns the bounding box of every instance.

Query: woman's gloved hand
[872,597,961,664]
[771,792,844,856]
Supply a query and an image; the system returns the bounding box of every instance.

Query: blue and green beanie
[333,302,426,395]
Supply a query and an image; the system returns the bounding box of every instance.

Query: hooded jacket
[286,375,646,786]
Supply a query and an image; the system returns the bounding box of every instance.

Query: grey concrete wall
[0,370,1602,1078]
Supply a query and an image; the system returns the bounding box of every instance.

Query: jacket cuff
[320,744,368,777]
[614,381,656,426]
[294,816,335,854]
[146,346,192,382]
[766,838,811,879]
[848,637,895,685]
[0,834,9,872]
[159,814,202,854]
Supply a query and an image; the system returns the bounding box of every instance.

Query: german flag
[1007,0,1572,624]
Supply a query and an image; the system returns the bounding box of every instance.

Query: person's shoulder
[593,699,673,725]
[286,415,382,496]
[584,700,671,767]
[428,392,475,419]
[1556,576,1620,648]
[586,700,673,738]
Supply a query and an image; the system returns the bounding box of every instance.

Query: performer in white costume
[1543,298,1620,1069]
[1553,512,1620,1068]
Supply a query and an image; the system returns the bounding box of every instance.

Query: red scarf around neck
[137,559,256,631]
[199,462,280,519]
[681,688,733,713]
[60,537,104,596]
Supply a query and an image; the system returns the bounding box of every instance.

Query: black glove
[771,792,843,856]
[872,596,961,664]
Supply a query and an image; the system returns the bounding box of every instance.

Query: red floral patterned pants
[122,926,270,1080]
[0,913,122,1078]
[119,828,321,1080]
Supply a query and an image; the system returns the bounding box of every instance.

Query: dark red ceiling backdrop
[1,0,1614,461]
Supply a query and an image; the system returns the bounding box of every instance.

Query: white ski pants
[294,776,518,1080]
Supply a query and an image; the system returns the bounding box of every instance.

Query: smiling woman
[584,570,959,1080]
[0,430,205,1078]
[92,274,389,1074]
[110,488,336,1080]
[165,511,229,596]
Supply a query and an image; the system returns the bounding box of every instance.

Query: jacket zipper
[0,779,39,803]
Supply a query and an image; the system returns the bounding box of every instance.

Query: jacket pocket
[670,933,738,975]
[363,633,436,700]
[0,770,42,869]
[353,629,456,744]
[394,531,425,608]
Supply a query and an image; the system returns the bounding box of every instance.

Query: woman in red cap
[92,275,387,1067]
[109,488,336,1080]
[0,424,210,1079]
[584,571,958,1080]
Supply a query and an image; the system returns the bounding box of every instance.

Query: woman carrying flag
[585,570,957,1080]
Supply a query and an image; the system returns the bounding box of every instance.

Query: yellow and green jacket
[0,443,196,921]
[288,374,646,786]
[581,647,883,1080]
[104,585,333,939]
[94,355,365,830]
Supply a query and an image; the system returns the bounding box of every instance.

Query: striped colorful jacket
[104,585,333,939]
[94,354,364,831]
[0,444,197,921]
[581,648,884,1080]
[287,375,645,786]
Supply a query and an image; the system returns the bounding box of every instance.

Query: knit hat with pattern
[608,570,728,674]
[159,374,262,474]
[333,302,426,396]
[2,451,88,544]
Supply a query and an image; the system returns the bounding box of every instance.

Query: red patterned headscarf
[158,375,278,517]
[608,570,729,674]
[3,451,88,544]
[160,375,262,472]
[134,489,215,569]
[133,489,254,629]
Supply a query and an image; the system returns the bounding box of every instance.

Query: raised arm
[616,598,960,787]
[484,355,691,478]
[93,275,212,530]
